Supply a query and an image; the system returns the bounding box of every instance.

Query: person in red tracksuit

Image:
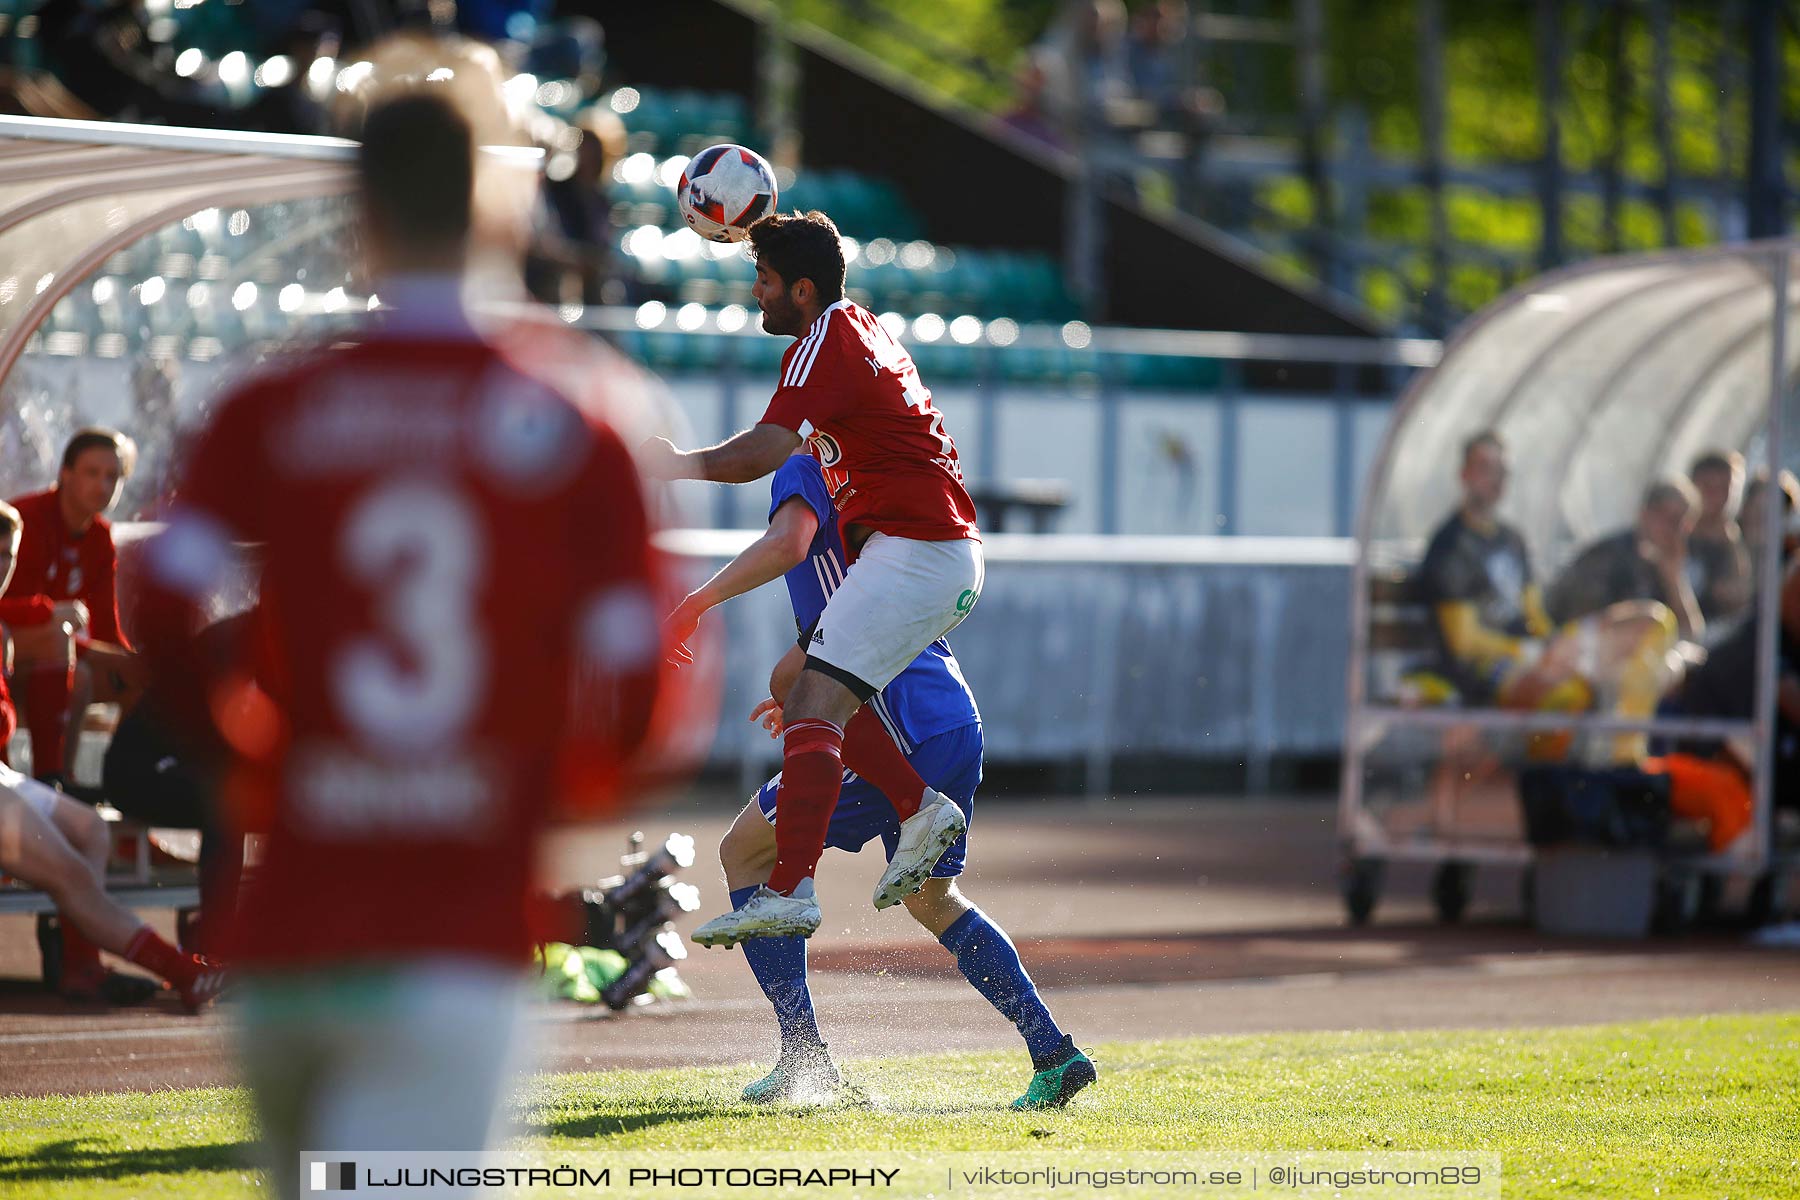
[6,427,136,784]
[0,499,218,1007]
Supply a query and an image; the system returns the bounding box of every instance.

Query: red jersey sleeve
[759,316,856,433]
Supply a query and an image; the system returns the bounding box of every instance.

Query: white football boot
[692,878,822,948]
[873,789,968,909]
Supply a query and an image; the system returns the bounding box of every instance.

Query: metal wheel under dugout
[1342,243,1799,934]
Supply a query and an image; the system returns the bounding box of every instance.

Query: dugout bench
[1348,567,1794,935]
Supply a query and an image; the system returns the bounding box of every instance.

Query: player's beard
[760,292,804,338]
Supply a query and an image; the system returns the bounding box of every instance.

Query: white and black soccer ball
[675,144,778,243]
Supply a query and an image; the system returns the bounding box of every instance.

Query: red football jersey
[144,330,664,969]
[0,595,55,755]
[6,488,128,647]
[760,301,980,542]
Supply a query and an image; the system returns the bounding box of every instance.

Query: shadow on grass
[537,1088,1019,1138]
[0,1137,254,1182]
[543,1104,753,1139]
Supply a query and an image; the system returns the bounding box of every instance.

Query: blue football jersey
[770,454,979,749]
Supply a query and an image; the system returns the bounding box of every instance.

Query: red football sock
[124,925,200,989]
[59,919,105,986]
[25,663,73,779]
[764,719,846,896]
[842,706,925,821]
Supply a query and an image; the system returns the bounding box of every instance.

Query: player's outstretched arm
[667,498,818,665]
[640,423,800,484]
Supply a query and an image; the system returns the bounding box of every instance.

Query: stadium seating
[0,37,1215,392]
[599,86,1075,323]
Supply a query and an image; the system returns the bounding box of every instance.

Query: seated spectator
[0,500,218,1007]
[1547,478,1706,640]
[1741,468,1800,596]
[1416,431,1556,705]
[5,427,136,784]
[1649,555,1800,852]
[1685,450,1751,626]
[1418,431,1683,758]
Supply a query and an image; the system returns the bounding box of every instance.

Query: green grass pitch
[1,1012,1794,1198]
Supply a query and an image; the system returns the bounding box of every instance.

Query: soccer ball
[676,144,778,243]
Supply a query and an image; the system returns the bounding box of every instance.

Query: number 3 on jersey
[333,481,487,752]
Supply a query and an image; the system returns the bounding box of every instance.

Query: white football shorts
[236,959,525,1200]
[0,760,61,821]
[807,533,984,694]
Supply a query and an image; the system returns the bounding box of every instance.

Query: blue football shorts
[756,722,982,877]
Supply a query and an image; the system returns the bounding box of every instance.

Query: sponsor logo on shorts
[956,589,979,614]
[810,628,825,645]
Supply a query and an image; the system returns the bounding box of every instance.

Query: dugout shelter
[1343,242,1800,930]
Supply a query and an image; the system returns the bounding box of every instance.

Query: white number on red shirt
[333,481,487,752]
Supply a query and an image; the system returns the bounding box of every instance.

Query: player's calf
[933,902,1096,1109]
[900,878,972,937]
[718,803,778,892]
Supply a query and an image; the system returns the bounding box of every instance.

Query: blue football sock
[730,884,823,1051]
[939,907,1066,1066]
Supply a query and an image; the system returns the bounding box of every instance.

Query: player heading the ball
[641,209,983,945]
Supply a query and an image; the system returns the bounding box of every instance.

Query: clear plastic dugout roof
[0,115,356,374]
[1367,247,1795,571]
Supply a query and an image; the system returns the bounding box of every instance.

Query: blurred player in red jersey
[136,91,665,1196]
[0,500,219,1008]
[641,210,983,945]
[5,427,135,784]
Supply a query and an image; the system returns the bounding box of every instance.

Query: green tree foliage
[776,0,1060,111]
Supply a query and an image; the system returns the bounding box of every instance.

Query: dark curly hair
[746,210,846,303]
